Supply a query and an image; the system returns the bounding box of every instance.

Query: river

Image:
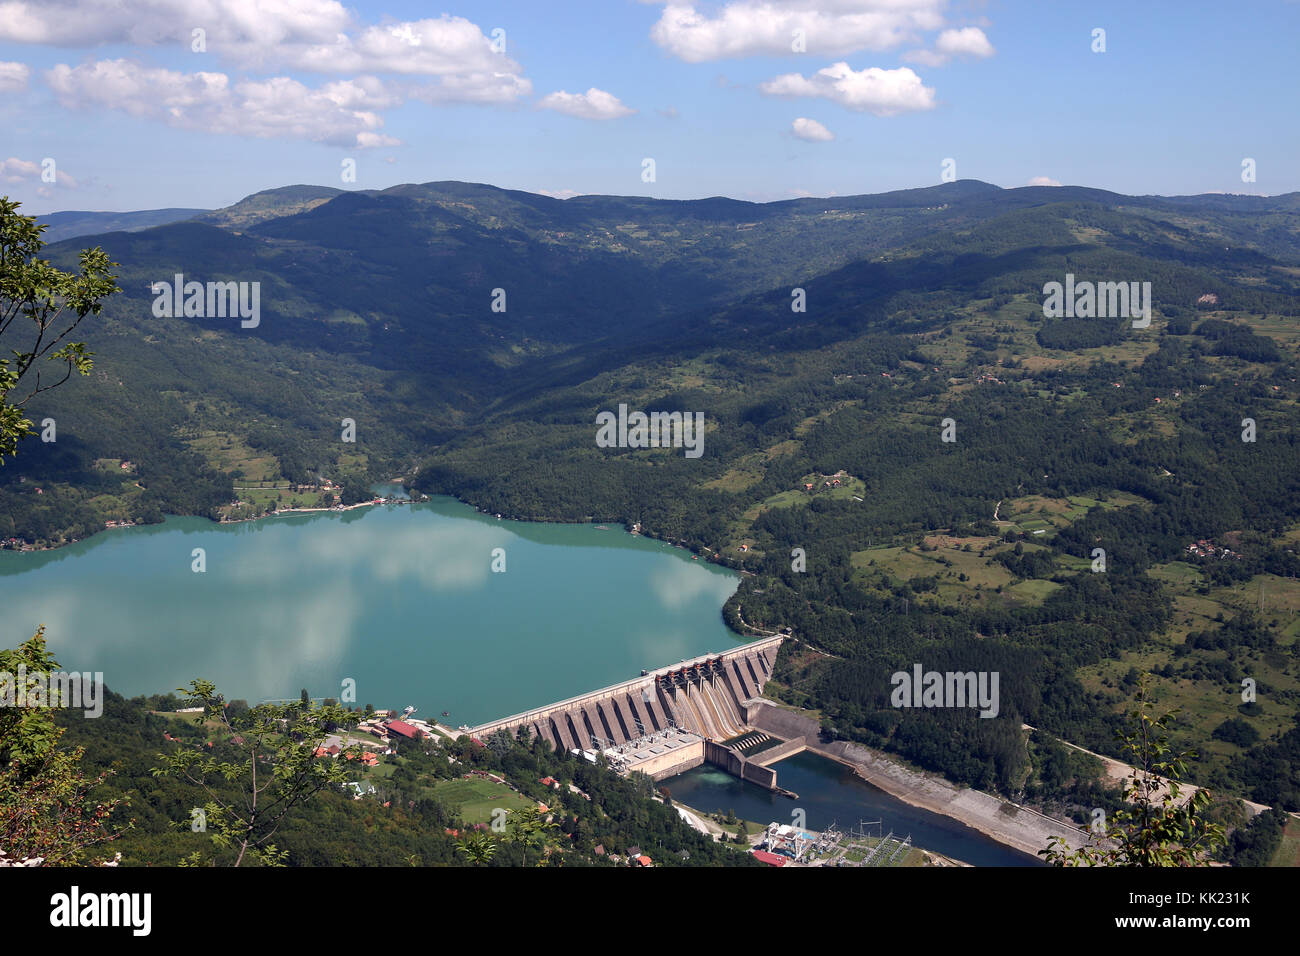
[665,750,1045,866]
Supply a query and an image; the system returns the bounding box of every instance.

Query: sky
[1,0,1297,214]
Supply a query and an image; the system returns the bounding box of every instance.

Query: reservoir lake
[0,493,742,725]
[1,489,1044,864]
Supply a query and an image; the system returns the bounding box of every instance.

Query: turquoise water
[0,496,741,725]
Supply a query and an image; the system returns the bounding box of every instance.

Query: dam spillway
[466,635,783,760]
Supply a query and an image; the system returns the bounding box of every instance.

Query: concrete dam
[467,635,790,787]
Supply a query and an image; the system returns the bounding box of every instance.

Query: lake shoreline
[5,483,1074,863]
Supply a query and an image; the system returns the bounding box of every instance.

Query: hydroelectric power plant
[466,636,803,791]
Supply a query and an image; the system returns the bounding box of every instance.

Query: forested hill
[7,180,1300,835]
[36,207,208,243]
[53,689,752,867]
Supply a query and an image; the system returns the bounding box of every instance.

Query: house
[753,850,787,867]
[636,855,652,867]
[385,720,423,740]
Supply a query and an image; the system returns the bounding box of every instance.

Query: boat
[441,710,450,717]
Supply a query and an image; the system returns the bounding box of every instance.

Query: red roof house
[385,720,423,740]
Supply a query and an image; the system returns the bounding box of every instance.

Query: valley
[5,177,1300,867]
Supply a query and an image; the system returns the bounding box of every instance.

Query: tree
[456,829,497,865]
[0,628,129,865]
[486,727,514,758]
[0,203,125,864]
[1,197,120,462]
[508,804,559,867]
[1042,675,1227,866]
[153,679,363,866]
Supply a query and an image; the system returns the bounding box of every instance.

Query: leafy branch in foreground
[1,197,120,462]
[0,628,129,865]
[455,804,560,867]
[1042,674,1226,866]
[152,680,363,867]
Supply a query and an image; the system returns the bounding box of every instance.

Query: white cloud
[791,116,834,141]
[1026,176,1062,187]
[904,26,995,66]
[761,62,935,115]
[0,60,30,91]
[535,188,583,199]
[284,17,519,79]
[406,71,533,105]
[1,156,77,187]
[0,157,40,182]
[538,87,635,120]
[648,0,946,62]
[0,0,351,49]
[45,60,402,147]
[0,3,531,103]
[937,27,995,58]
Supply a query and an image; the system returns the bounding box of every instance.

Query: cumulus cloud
[537,87,635,120]
[406,71,532,105]
[791,117,834,141]
[648,0,945,61]
[1,2,531,105]
[284,16,522,82]
[0,60,30,91]
[0,2,502,73]
[0,0,340,46]
[1025,176,1063,187]
[1,156,77,187]
[0,157,40,182]
[937,27,995,58]
[761,63,935,115]
[45,60,402,147]
[904,26,996,66]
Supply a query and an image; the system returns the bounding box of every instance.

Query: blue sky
[2,0,1297,214]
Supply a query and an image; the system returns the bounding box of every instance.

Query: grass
[187,430,280,482]
[1269,819,1300,867]
[849,540,1069,609]
[430,776,534,825]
